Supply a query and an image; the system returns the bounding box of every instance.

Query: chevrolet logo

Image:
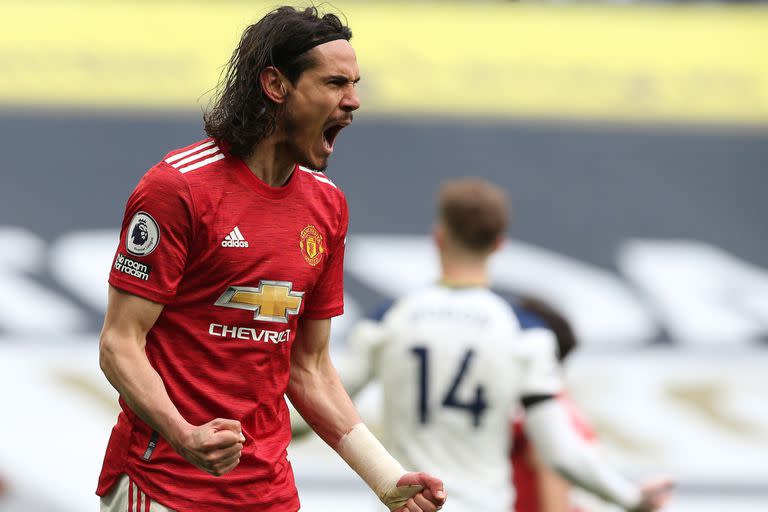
[214,281,304,323]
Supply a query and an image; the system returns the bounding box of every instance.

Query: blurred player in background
[97,6,445,512]
[510,297,599,512]
[340,178,672,512]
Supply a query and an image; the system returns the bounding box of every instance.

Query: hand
[387,472,447,512]
[173,418,246,476]
[631,477,674,512]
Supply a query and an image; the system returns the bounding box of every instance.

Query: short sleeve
[302,193,348,319]
[108,163,195,304]
[518,328,563,397]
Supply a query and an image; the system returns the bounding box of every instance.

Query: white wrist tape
[336,423,421,509]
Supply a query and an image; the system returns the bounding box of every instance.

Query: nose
[340,86,360,113]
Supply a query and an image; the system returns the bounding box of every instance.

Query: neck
[242,136,296,188]
[439,253,490,288]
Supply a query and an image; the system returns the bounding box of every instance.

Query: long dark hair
[518,296,578,362]
[204,6,352,158]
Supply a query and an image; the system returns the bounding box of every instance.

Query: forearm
[524,400,641,510]
[99,331,190,447]
[289,318,437,510]
[286,351,360,446]
[287,347,415,508]
[536,465,572,512]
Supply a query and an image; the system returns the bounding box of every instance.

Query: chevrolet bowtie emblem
[214,281,304,323]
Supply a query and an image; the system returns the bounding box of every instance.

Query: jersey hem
[122,468,301,512]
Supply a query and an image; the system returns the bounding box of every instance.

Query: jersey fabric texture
[97,139,348,511]
[347,284,562,512]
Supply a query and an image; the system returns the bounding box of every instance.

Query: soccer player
[509,297,597,512]
[96,7,446,512]
[342,179,672,512]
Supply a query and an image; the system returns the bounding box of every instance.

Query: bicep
[292,317,332,362]
[101,285,164,349]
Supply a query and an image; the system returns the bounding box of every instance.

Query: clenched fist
[172,418,246,476]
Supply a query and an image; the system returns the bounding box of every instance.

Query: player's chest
[189,193,336,288]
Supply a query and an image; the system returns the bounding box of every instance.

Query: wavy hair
[204,6,352,158]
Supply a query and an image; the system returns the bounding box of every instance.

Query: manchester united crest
[299,225,325,266]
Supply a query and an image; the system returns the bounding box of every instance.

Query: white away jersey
[346,284,562,512]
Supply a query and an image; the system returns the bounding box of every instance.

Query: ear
[434,223,445,250]
[491,234,505,254]
[260,66,288,104]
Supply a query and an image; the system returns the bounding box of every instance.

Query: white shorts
[100,474,174,512]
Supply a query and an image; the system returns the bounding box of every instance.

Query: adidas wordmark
[222,226,249,248]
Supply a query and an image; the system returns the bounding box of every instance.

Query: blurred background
[1,1,767,511]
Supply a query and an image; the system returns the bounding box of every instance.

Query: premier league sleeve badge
[126,211,160,257]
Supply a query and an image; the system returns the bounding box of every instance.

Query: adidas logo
[222,226,249,248]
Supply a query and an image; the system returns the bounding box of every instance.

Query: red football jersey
[97,139,348,511]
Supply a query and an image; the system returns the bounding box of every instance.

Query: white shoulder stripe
[171,146,221,169]
[299,167,337,188]
[298,165,322,175]
[179,153,225,174]
[312,175,337,188]
[165,140,216,164]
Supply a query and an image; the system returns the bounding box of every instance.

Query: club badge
[299,225,324,266]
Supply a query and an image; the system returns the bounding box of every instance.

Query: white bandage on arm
[524,400,642,510]
[335,423,421,510]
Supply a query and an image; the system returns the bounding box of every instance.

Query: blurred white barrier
[2,231,767,348]
[619,239,768,347]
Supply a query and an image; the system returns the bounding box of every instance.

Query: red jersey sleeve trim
[302,304,344,320]
[108,275,176,304]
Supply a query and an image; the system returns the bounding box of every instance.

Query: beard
[279,106,329,172]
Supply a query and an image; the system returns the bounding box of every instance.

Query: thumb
[422,473,446,502]
[397,472,446,501]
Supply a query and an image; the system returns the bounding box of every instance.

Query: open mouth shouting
[322,118,351,154]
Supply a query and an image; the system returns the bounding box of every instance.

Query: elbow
[98,330,121,376]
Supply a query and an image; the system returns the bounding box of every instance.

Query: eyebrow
[326,74,361,84]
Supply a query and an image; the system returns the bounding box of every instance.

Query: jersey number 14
[411,346,488,428]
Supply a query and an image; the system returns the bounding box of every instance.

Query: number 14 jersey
[346,284,562,512]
